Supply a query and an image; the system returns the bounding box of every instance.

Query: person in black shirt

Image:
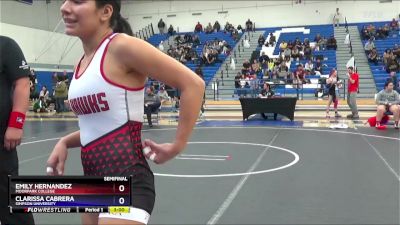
[0,36,35,225]
[259,83,274,98]
[245,19,253,31]
[157,19,166,34]
[259,83,277,120]
[258,35,265,47]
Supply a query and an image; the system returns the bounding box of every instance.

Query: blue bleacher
[146,31,239,88]
[147,34,169,47]
[249,24,337,96]
[357,21,400,91]
[187,32,238,86]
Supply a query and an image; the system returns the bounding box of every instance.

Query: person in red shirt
[195,22,203,33]
[346,66,359,119]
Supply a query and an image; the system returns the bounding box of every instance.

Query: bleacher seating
[146,31,239,90]
[183,32,238,86]
[241,25,337,96]
[31,22,397,101]
[147,34,169,47]
[358,22,400,91]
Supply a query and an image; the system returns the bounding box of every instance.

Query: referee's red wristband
[8,111,26,129]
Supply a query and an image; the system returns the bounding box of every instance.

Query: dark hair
[384,80,393,88]
[95,0,133,36]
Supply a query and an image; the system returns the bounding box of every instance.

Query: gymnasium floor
[17,110,400,225]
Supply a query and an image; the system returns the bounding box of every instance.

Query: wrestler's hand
[142,139,181,164]
[46,139,68,175]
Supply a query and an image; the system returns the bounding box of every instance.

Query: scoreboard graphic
[9,176,132,213]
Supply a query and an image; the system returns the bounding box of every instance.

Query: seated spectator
[245,19,253,31]
[234,72,242,89]
[375,27,387,39]
[144,87,161,127]
[274,56,283,67]
[303,38,310,47]
[383,49,392,65]
[279,41,287,52]
[367,24,376,37]
[188,48,199,62]
[157,86,171,106]
[364,38,375,54]
[213,21,221,32]
[33,96,48,113]
[390,18,399,31]
[175,35,184,45]
[231,29,240,41]
[303,44,312,60]
[266,59,275,77]
[368,48,379,65]
[194,22,203,33]
[283,48,291,61]
[202,49,216,65]
[361,26,371,40]
[292,37,300,46]
[237,25,244,33]
[382,23,390,37]
[387,71,399,93]
[224,41,232,55]
[393,44,400,58]
[183,33,192,43]
[269,33,276,46]
[241,60,251,75]
[293,64,306,85]
[375,80,399,129]
[326,36,337,50]
[251,59,261,74]
[259,52,270,71]
[193,35,200,46]
[314,58,323,75]
[258,35,265,47]
[291,47,301,61]
[39,85,50,105]
[205,23,213,34]
[239,74,249,88]
[286,41,294,51]
[314,33,322,43]
[224,22,234,33]
[386,57,400,73]
[293,39,302,51]
[168,25,175,36]
[277,63,289,81]
[304,59,314,75]
[316,36,327,51]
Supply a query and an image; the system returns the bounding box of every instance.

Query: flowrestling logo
[19,60,30,70]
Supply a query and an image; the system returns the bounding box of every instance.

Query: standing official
[0,36,35,225]
[346,66,360,119]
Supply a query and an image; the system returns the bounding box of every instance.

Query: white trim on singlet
[68,33,145,146]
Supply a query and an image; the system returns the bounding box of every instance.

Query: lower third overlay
[9,176,132,214]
